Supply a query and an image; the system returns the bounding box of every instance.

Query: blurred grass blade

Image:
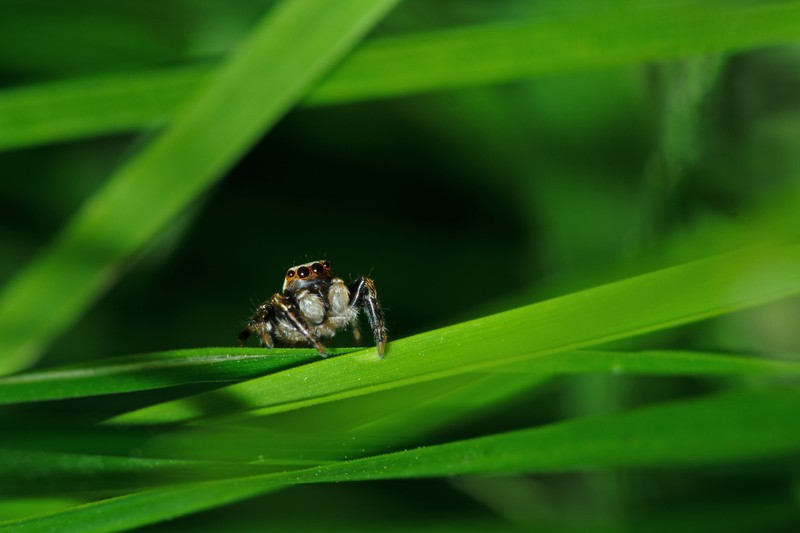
[0,0,399,375]
[6,387,800,531]
[0,64,213,151]
[112,243,800,424]
[1,346,797,406]
[4,1,800,150]
[305,1,800,106]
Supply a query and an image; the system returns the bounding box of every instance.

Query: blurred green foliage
[1,0,800,530]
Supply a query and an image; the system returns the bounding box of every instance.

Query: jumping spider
[238,260,387,357]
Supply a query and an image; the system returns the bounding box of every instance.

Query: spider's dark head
[283,260,332,292]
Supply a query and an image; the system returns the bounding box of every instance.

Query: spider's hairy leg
[349,276,387,357]
[329,277,363,345]
[271,294,328,357]
[238,304,275,349]
[237,327,251,346]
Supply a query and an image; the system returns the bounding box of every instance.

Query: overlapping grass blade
[23,346,792,497]
[3,0,800,150]
[6,387,799,532]
[0,499,82,523]
[305,0,800,106]
[109,243,800,424]
[0,0,399,376]
[0,373,546,496]
[0,64,212,151]
[0,348,357,404]
[0,449,283,496]
[1,345,796,407]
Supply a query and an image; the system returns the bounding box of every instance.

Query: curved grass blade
[0,484,281,533]
[310,387,800,481]
[0,374,548,496]
[0,499,82,523]
[2,344,797,407]
[3,1,800,150]
[496,348,800,377]
[0,449,284,497]
[0,348,359,405]
[6,387,799,532]
[25,350,767,498]
[0,0,400,376]
[110,243,800,424]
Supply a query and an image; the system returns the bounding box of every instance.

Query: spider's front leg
[238,303,275,349]
[349,276,387,357]
[271,293,328,357]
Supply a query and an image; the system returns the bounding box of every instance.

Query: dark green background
[1,1,800,530]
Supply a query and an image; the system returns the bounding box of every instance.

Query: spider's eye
[297,266,310,278]
[287,270,295,278]
[322,260,331,269]
[311,262,323,275]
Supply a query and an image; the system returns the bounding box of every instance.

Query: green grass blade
[6,387,799,532]
[0,449,283,496]
[0,499,82,523]
[1,346,796,406]
[0,64,212,151]
[0,348,358,405]
[0,483,280,533]
[0,375,546,480]
[110,243,800,424]
[0,374,546,495]
[3,0,800,150]
[310,387,800,480]
[0,0,399,375]
[305,1,800,106]
[496,349,800,377]
[18,347,793,496]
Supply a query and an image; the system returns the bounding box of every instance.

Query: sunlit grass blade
[110,243,800,424]
[7,387,799,532]
[0,375,546,496]
[1,374,550,487]
[3,343,796,406]
[306,1,800,106]
[0,0,399,376]
[3,1,800,150]
[0,499,82,523]
[11,346,795,466]
[0,64,212,151]
[0,348,359,405]
[311,387,800,480]
[495,349,800,377]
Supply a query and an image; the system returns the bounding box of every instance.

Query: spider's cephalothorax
[237,260,387,358]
